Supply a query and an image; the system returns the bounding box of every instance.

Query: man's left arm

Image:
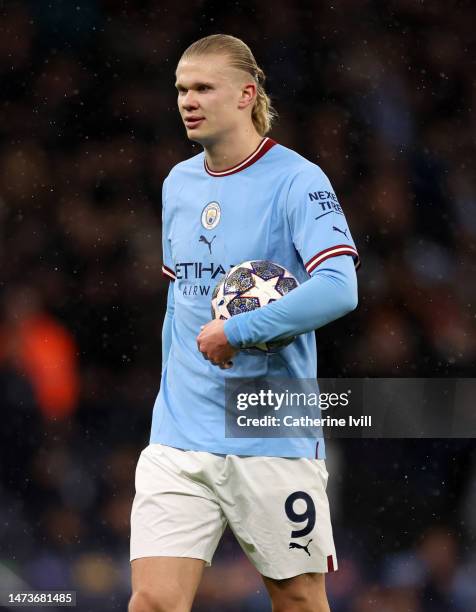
[223,254,357,349]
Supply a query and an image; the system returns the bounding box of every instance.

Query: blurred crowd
[0,0,474,610]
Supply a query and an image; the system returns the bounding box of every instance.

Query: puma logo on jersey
[332,226,349,239]
[199,234,216,254]
[289,539,313,556]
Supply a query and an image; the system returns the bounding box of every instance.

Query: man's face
[175,54,251,144]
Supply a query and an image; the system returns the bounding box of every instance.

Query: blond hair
[180,34,278,136]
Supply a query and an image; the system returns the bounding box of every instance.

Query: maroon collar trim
[204,137,277,177]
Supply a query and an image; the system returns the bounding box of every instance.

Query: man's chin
[186,132,204,143]
[185,129,211,146]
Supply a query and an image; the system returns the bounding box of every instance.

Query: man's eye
[198,85,210,92]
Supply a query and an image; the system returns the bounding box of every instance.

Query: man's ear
[238,82,257,109]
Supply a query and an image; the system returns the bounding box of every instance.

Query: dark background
[0,1,475,610]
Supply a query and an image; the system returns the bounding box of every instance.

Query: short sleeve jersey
[153,138,359,458]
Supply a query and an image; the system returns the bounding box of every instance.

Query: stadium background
[0,0,475,610]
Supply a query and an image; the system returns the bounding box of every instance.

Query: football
[211,260,300,353]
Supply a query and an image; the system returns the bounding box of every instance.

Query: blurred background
[0,0,475,610]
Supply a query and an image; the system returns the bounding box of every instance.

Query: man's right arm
[161,174,176,374]
[162,283,175,374]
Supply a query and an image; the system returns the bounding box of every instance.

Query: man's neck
[204,128,264,172]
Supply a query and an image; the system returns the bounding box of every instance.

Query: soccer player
[129,34,359,612]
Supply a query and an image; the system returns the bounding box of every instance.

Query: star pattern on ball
[210,260,299,353]
[241,274,282,306]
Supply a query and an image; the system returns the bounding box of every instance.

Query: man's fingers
[203,357,234,368]
[208,358,233,368]
[219,361,233,369]
[197,341,209,360]
[196,332,234,366]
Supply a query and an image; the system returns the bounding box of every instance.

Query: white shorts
[130,443,337,580]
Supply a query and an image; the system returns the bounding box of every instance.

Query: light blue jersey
[151,138,359,458]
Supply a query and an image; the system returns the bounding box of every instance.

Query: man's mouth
[184,117,205,129]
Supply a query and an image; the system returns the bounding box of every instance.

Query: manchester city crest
[201,201,221,230]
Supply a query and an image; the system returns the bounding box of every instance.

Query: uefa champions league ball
[211,260,300,353]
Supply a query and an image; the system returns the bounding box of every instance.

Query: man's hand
[197,319,237,369]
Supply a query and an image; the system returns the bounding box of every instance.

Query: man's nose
[181,91,199,110]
